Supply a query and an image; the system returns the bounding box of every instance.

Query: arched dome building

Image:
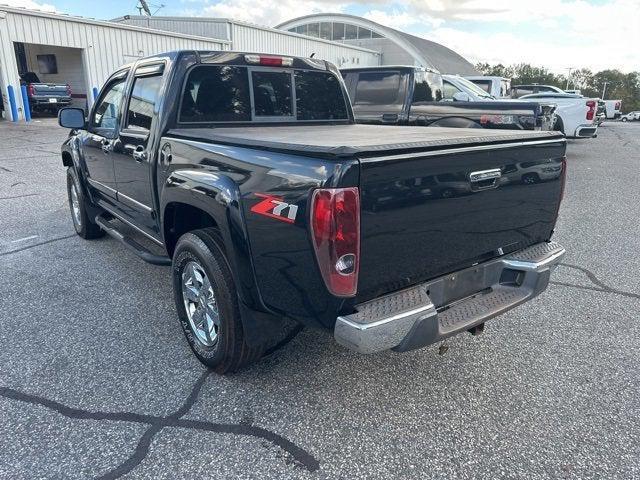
[276,13,478,74]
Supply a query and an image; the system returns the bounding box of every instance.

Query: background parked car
[464,75,511,98]
[19,71,72,115]
[340,67,557,131]
[512,84,566,98]
[519,91,599,138]
[604,100,622,119]
[620,111,640,121]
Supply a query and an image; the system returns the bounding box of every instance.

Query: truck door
[111,63,165,234]
[82,71,129,200]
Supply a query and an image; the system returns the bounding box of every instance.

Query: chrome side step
[94,214,171,266]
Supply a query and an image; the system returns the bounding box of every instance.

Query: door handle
[132,145,148,162]
[469,168,501,191]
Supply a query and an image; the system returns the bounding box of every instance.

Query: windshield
[179,65,349,123]
[452,76,494,98]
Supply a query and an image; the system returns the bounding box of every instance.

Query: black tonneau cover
[167,125,564,159]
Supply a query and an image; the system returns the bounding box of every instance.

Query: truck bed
[167,125,564,159]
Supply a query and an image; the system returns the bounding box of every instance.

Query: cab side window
[413,71,443,104]
[126,74,163,131]
[92,76,127,134]
[442,80,461,100]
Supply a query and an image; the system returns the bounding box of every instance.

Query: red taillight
[28,84,35,96]
[310,187,360,297]
[244,54,293,67]
[586,100,596,120]
[66,84,72,96]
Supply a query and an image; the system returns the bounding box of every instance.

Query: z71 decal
[251,193,298,224]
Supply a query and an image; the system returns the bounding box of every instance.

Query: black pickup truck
[341,66,557,131]
[58,51,566,373]
[20,71,72,113]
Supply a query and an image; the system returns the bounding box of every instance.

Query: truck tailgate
[356,138,566,302]
[31,83,68,97]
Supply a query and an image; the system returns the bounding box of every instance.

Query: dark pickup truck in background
[341,66,557,131]
[20,71,72,114]
[58,50,566,373]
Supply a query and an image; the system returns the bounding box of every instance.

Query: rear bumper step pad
[334,241,565,354]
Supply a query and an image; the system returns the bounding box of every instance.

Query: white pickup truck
[465,75,511,98]
[512,85,598,138]
[604,100,622,119]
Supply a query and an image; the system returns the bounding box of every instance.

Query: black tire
[621,117,627,122]
[172,228,264,373]
[554,116,565,134]
[66,168,104,239]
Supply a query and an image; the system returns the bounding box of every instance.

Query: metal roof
[111,15,379,54]
[0,5,232,44]
[276,13,479,75]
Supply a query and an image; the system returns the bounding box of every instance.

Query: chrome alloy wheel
[70,182,82,227]
[181,260,220,347]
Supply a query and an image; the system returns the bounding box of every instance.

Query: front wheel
[172,228,264,373]
[66,168,104,239]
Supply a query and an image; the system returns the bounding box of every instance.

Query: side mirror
[452,92,471,102]
[58,107,86,129]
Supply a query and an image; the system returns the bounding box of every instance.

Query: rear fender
[161,170,272,345]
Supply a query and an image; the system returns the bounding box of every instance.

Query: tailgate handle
[469,169,501,191]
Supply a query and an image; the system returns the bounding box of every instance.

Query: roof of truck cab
[341,65,438,73]
[167,125,565,159]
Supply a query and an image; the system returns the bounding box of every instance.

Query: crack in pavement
[551,263,640,300]
[0,371,320,478]
[0,234,76,256]
[0,193,40,201]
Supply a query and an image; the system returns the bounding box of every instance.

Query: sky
[5,0,640,73]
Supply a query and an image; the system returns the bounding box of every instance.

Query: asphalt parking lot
[1,118,639,480]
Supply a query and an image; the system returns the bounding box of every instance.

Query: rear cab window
[353,71,405,107]
[472,80,492,94]
[179,65,348,124]
[341,70,408,116]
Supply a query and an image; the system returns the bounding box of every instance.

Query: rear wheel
[66,168,104,239]
[554,116,565,134]
[172,228,264,373]
[621,117,628,122]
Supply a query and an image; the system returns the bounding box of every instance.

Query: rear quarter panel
[161,138,360,329]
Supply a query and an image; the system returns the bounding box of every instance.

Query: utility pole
[565,68,573,90]
[601,81,609,99]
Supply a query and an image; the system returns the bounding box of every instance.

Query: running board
[94,214,171,266]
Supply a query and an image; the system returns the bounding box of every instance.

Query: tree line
[475,63,640,112]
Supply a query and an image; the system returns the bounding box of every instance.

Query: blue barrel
[20,85,31,122]
[7,85,19,122]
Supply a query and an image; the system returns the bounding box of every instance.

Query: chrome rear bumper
[334,241,565,354]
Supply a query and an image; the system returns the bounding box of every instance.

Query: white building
[112,16,381,69]
[0,7,380,121]
[277,13,479,75]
